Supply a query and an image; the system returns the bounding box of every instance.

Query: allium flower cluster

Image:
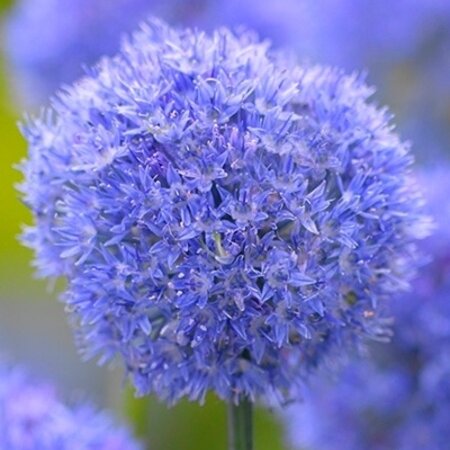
[3,0,195,106]
[0,364,141,449]
[284,168,450,450]
[20,20,427,404]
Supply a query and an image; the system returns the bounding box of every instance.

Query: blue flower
[199,0,448,67]
[20,20,428,405]
[0,363,141,449]
[4,0,193,107]
[283,168,450,450]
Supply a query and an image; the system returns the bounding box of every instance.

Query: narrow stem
[228,396,253,450]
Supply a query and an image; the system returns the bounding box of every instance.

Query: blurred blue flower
[200,0,448,67]
[0,364,141,449]
[3,0,198,107]
[284,168,450,450]
[20,20,428,405]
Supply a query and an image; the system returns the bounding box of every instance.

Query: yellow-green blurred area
[0,1,286,448]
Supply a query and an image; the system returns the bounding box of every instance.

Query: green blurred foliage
[124,390,287,450]
[0,62,34,287]
[1,0,28,281]
[0,0,13,12]
[0,1,288,448]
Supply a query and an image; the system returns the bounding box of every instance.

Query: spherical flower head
[3,0,193,107]
[0,364,141,449]
[283,168,450,450]
[20,19,428,405]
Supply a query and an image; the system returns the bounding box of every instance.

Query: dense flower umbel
[4,0,198,107]
[284,169,450,450]
[0,364,141,449]
[20,20,428,404]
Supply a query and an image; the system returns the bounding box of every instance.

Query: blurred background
[0,0,449,449]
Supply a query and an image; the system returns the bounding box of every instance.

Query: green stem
[228,396,253,450]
